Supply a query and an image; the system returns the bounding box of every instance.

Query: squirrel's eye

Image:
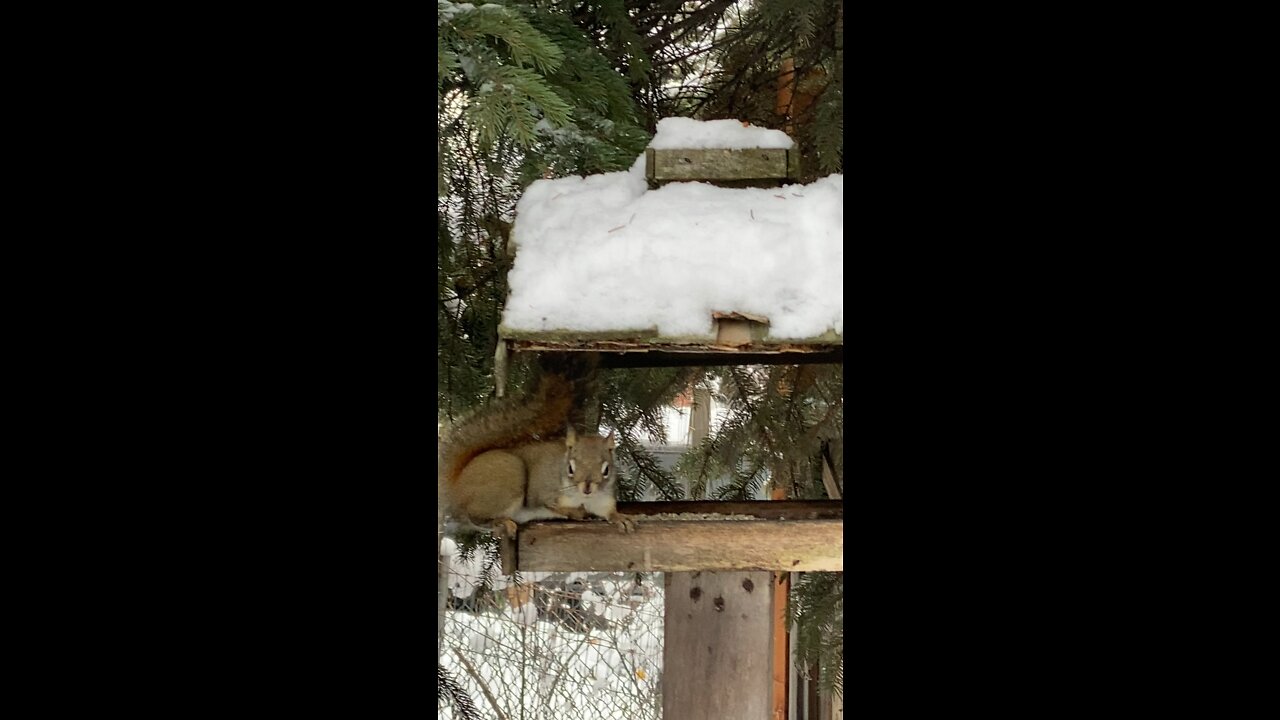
[602,462,610,477]
[568,459,575,476]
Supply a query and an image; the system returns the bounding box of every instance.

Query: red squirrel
[440,369,636,537]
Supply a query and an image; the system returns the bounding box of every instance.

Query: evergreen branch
[437,662,483,720]
[790,572,844,698]
[615,431,684,501]
[449,4,565,74]
[643,0,736,51]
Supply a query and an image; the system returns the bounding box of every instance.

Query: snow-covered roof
[502,151,843,344]
[647,117,795,150]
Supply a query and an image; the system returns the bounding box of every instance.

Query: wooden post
[690,387,711,446]
[437,442,446,658]
[770,486,790,720]
[663,389,776,718]
[438,539,449,658]
[689,386,711,496]
[772,569,789,720]
[663,570,776,719]
[778,57,797,136]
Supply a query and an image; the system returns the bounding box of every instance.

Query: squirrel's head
[563,426,617,496]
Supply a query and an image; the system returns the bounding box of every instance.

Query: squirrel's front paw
[491,518,518,538]
[609,512,636,534]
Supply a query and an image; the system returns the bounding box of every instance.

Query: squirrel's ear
[605,429,616,449]
[565,426,577,447]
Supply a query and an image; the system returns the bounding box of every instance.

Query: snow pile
[647,117,795,149]
[505,156,843,341]
[437,1,475,24]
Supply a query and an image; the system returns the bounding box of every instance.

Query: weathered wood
[501,332,840,347]
[716,317,771,346]
[664,571,776,720]
[516,518,843,572]
[777,58,796,134]
[768,489,790,720]
[772,571,790,720]
[711,312,771,346]
[499,327,660,343]
[649,147,791,184]
[503,338,844,369]
[437,446,446,658]
[616,500,843,519]
[597,349,843,368]
[499,534,516,576]
[821,454,842,501]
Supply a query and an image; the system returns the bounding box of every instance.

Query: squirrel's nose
[584,485,594,495]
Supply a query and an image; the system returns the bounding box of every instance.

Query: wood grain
[664,571,775,719]
[516,518,842,572]
[649,148,790,182]
[616,500,843,519]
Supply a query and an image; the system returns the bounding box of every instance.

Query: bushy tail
[441,354,596,484]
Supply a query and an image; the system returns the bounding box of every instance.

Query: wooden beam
[502,339,843,369]
[616,500,843,519]
[649,147,790,184]
[597,349,843,368]
[516,518,842,572]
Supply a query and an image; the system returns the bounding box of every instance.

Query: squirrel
[440,358,636,538]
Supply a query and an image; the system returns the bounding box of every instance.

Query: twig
[453,647,509,720]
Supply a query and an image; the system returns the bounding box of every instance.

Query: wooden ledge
[510,511,843,573]
[616,500,843,519]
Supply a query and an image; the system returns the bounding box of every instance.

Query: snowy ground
[440,541,665,720]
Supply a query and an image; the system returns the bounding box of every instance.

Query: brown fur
[441,373,574,486]
[440,355,634,534]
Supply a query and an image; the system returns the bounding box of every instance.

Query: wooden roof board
[503,338,842,368]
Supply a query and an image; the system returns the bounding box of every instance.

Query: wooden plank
[503,339,844,369]
[616,500,843,519]
[438,495,446,658]
[664,571,775,720]
[770,486,789,720]
[516,518,842,572]
[437,447,446,657]
[499,534,516,576]
[649,148,790,183]
[772,571,790,720]
[502,335,841,349]
[596,349,843,368]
